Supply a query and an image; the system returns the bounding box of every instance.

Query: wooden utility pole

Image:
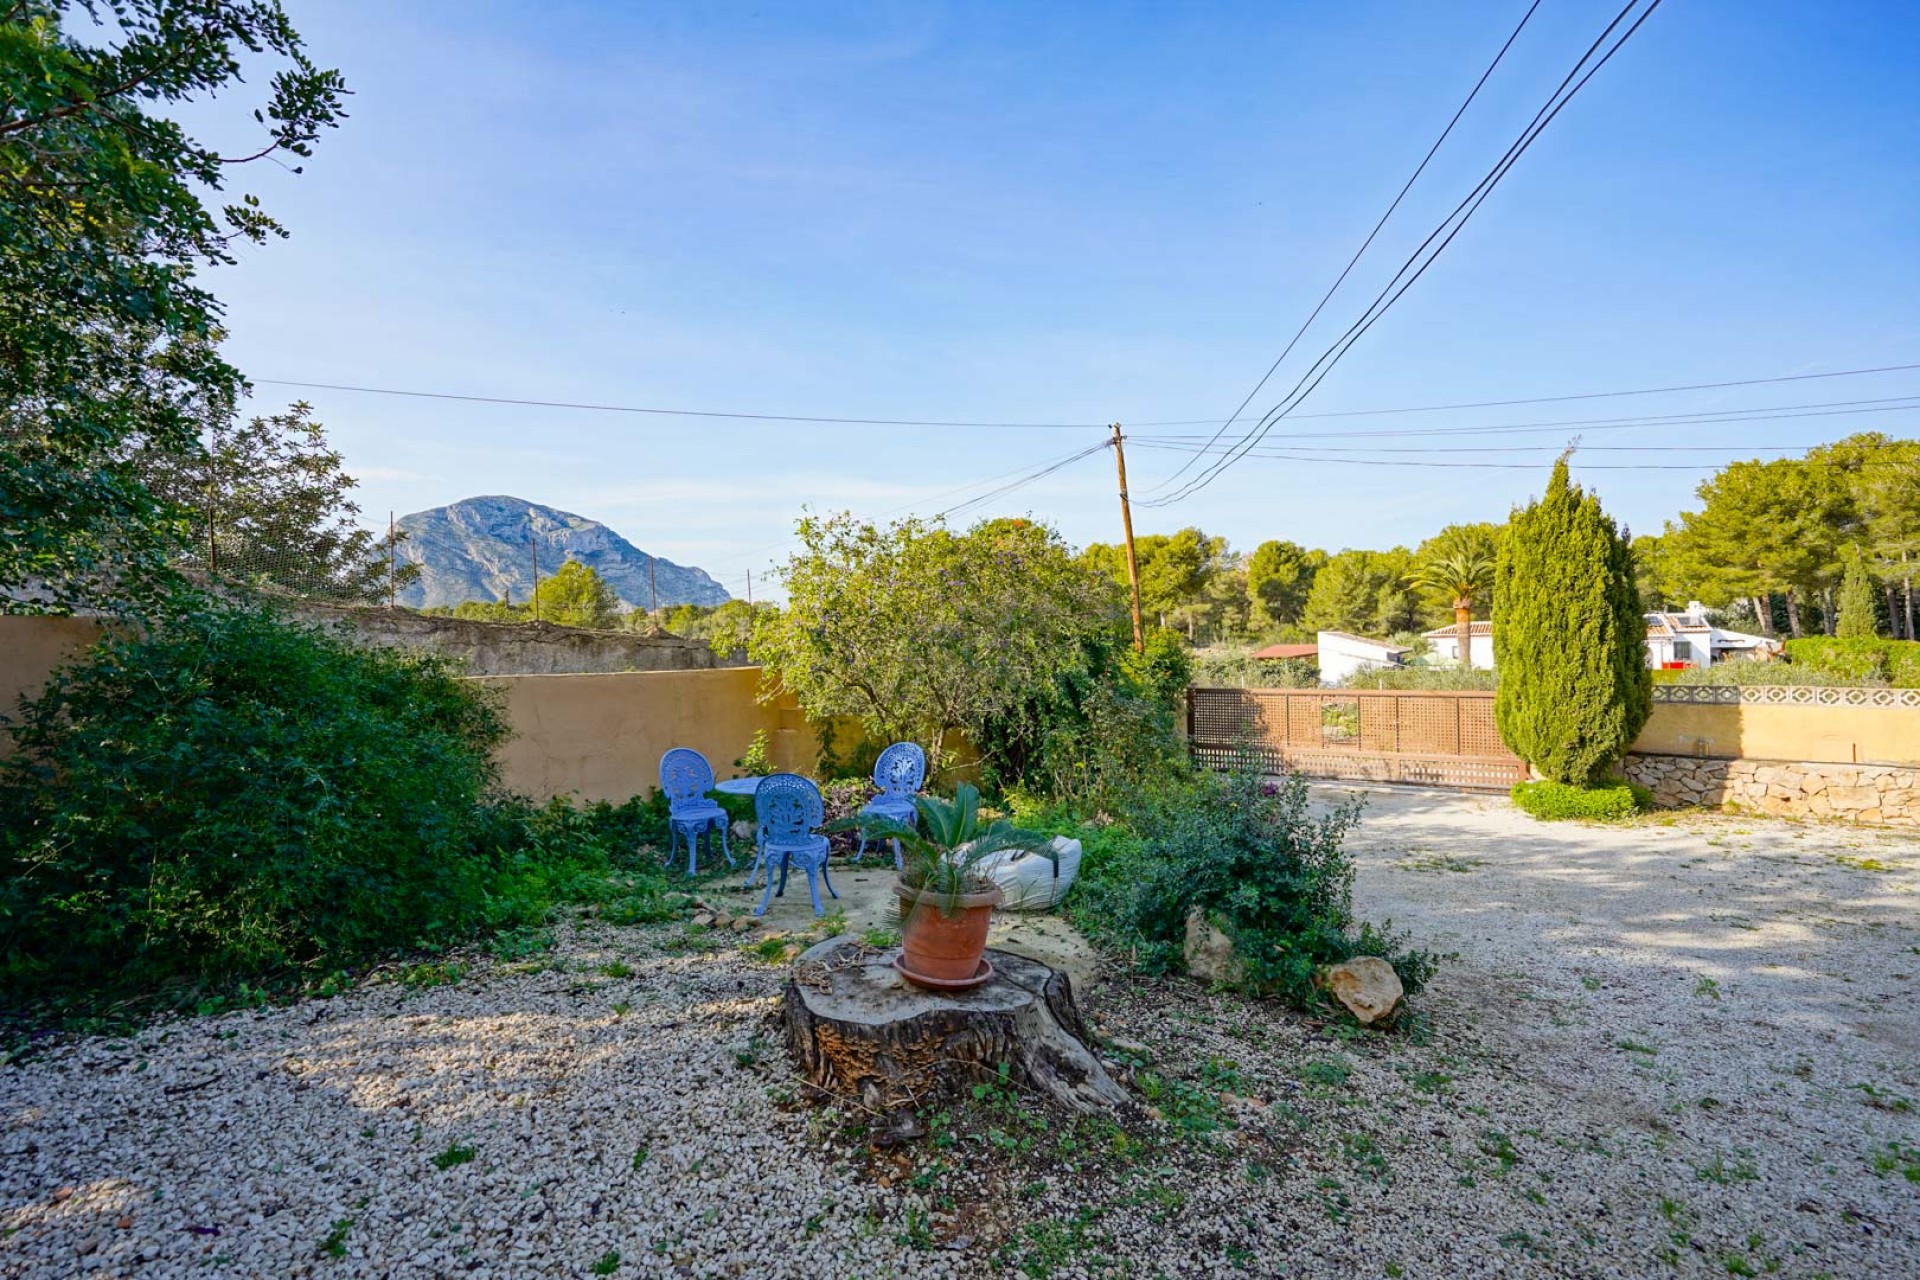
[1110,423,1145,653]
[529,520,541,622]
[746,569,753,606]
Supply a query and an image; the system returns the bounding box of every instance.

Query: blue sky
[202,1,1920,598]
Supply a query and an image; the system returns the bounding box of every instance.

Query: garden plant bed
[1,790,1916,1277]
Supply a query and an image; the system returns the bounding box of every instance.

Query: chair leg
[891,837,903,873]
[686,824,698,877]
[820,863,840,902]
[854,831,867,864]
[718,819,734,867]
[803,864,824,915]
[776,856,791,899]
[754,853,782,917]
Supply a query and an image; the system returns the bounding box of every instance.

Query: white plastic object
[974,836,1082,911]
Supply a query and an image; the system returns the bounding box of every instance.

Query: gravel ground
[3,790,1916,1279]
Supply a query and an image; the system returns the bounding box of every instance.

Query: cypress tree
[1493,458,1652,786]
[1835,546,1880,638]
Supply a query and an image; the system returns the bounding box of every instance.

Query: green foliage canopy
[1300,547,1419,637]
[1,1,346,614]
[755,513,1179,794]
[0,603,508,994]
[533,558,621,629]
[1493,458,1651,786]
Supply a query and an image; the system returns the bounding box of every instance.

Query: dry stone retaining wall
[1624,753,1920,826]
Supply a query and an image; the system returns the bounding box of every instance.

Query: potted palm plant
[833,783,1057,989]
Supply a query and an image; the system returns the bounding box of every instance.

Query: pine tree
[533,560,622,629]
[1493,458,1651,786]
[1836,546,1880,638]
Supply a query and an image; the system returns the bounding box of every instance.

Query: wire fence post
[529,510,541,623]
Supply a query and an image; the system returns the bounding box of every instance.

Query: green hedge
[1511,779,1650,822]
[1782,637,1920,687]
[0,603,675,1005]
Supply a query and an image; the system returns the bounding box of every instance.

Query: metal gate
[1186,687,1527,792]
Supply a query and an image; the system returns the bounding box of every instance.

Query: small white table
[712,776,766,797]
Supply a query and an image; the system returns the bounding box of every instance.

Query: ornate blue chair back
[872,741,926,802]
[659,748,716,811]
[755,773,823,845]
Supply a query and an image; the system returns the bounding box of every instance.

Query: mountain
[394,496,731,612]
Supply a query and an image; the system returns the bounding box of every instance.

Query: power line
[1153,0,1545,494]
[1132,394,1920,444]
[693,438,1113,580]
[257,359,1920,435]
[255,378,1110,429]
[1131,440,1920,472]
[1145,0,1664,507]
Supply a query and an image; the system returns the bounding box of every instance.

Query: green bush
[1493,459,1651,785]
[0,602,656,1001]
[1783,637,1920,687]
[1033,757,1438,1006]
[1510,779,1649,822]
[1653,662,1882,688]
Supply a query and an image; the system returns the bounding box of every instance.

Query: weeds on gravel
[1869,1139,1920,1183]
[860,925,902,949]
[1002,1207,1113,1278]
[317,1218,353,1258]
[1695,1151,1760,1185]
[431,1142,477,1170]
[590,1249,621,1274]
[1851,1082,1913,1112]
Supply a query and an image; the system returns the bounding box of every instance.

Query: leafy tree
[427,599,527,623]
[1407,547,1495,669]
[1836,546,1880,638]
[1663,457,1853,636]
[1299,548,1418,636]
[1080,527,1226,635]
[659,598,776,657]
[755,513,1153,790]
[533,559,621,629]
[137,401,413,602]
[1246,540,1326,631]
[1493,458,1650,786]
[1,1,346,614]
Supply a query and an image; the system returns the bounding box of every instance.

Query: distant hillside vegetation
[395,496,730,611]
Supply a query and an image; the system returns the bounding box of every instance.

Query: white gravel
[3,790,1916,1278]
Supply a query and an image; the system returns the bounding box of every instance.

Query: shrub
[1340,665,1497,691]
[0,602,509,997]
[1510,779,1649,822]
[1048,756,1437,1006]
[1493,458,1651,785]
[1783,637,1920,687]
[1190,647,1317,689]
[1654,662,1884,688]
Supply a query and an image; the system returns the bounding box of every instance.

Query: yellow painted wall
[1634,701,1920,767]
[478,667,825,802]
[0,616,105,752]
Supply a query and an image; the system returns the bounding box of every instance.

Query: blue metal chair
[855,742,926,871]
[753,773,837,917]
[659,748,732,876]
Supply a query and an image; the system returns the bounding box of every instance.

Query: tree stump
[781,936,1127,1114]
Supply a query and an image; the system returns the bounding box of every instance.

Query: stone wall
[1624,753,1920,826]
[288,604,737,676]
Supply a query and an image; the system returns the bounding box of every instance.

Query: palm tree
[1409,551,1496,670]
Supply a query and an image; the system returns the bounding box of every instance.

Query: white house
[1314,631,1410,685]
[1422,621,1494,670]
[1423,602,1779,672]
[1643,601,1779,668]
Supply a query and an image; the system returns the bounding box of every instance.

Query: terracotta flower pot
[896,878,1002,982]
